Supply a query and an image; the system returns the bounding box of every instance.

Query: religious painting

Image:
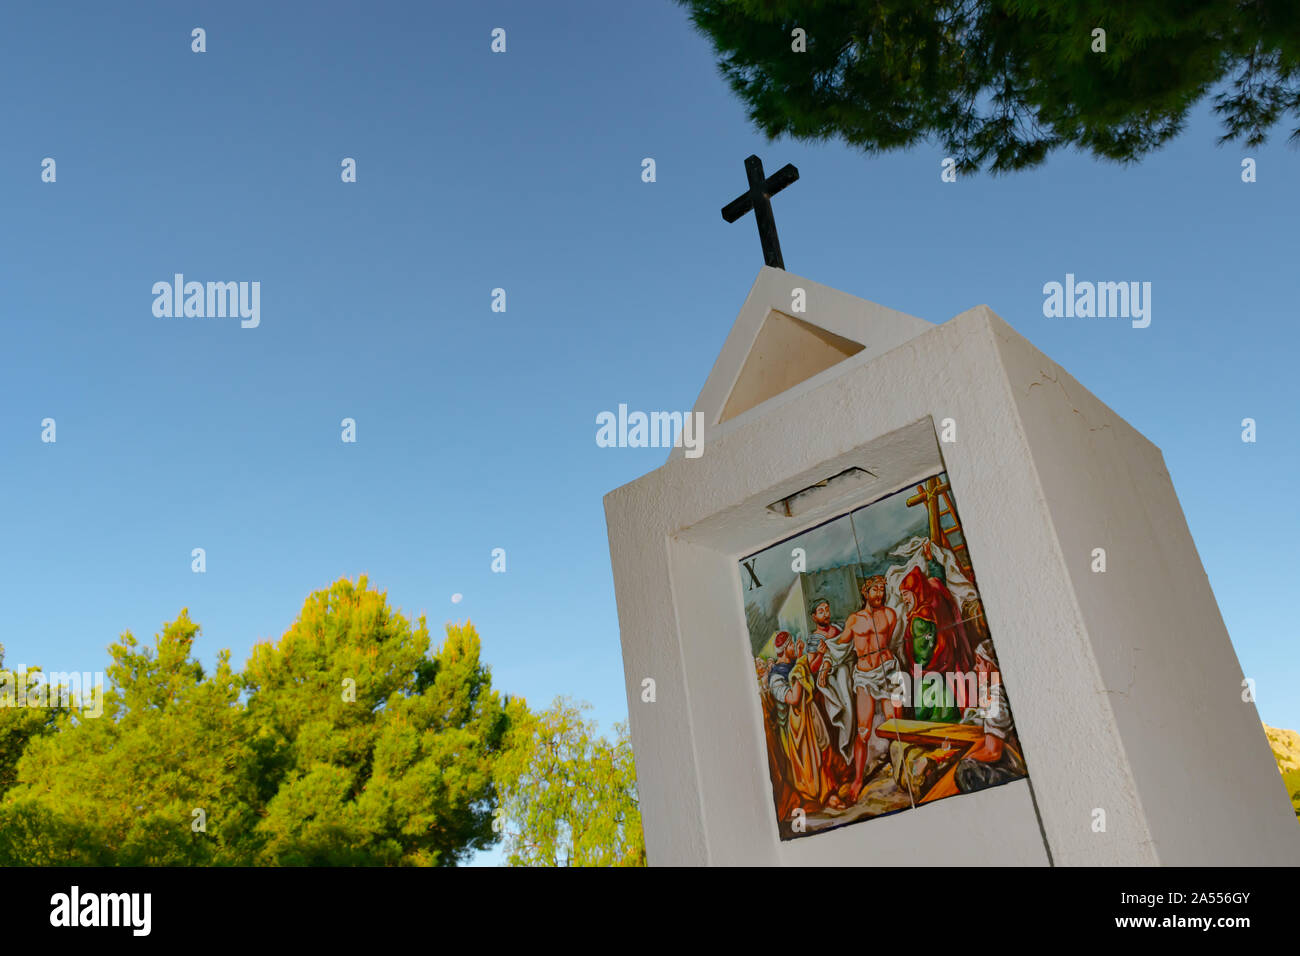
[740,471,1030,840]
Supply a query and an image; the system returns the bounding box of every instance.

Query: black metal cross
[720,154,799,270]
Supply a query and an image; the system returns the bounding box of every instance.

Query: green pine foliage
[678,0,1300,172]
[0,644,63,796]
[0,577,584,866]
[242,577,510,865]
[1,612,257,865]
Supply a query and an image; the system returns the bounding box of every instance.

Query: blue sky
[1,0,1297,841]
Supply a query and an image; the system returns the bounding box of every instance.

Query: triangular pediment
[672,268,935,460]
[719,310,865,423]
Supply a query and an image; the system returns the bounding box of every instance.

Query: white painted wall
[605,294,1300,867]
[989,317,1299,864]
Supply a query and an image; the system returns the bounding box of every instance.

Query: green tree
[242,576,512,866]
[678,0,1300,172]
[0,644,63,796]
[0,644,89,866]
[1,612,259,865]
[494,697,646,867]
[0,577,516,866]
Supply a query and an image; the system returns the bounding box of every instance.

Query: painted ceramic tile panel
[740,471,1029,840]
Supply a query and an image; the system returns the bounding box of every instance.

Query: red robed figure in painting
[899,555,976,677]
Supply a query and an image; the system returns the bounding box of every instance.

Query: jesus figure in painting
[823,576,903,802]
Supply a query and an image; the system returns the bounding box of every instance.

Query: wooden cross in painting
[720,154,799,269]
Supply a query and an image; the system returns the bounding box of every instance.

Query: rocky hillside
[1265,724,1300,820]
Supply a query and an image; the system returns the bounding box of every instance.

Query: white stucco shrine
[603,266,1300,867]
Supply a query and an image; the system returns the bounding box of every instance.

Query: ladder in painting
[905,475,974,583]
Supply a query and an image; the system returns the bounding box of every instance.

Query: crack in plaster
[1100,647,1140,697]
[1025,368,1114,434]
